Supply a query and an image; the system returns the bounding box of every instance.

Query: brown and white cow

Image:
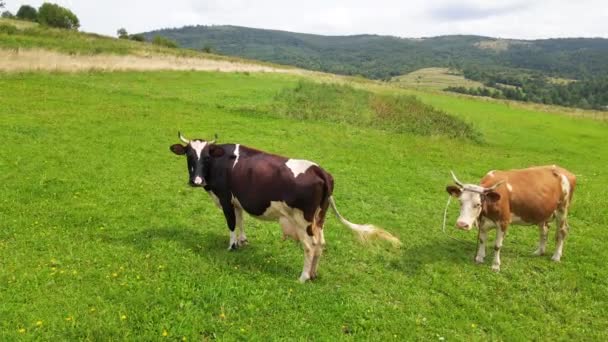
[170,132,401,282]
[446,165,576,272]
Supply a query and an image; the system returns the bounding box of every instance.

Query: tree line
[445,68,608,110]
[2,2,79,30]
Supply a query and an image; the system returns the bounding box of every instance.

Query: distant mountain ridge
[141,25,608,80]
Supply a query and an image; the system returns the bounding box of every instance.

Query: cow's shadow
[395,236,478,276]
[102,226,299,279]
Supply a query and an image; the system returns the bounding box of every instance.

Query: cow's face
[446,185,484,230]
[446,171,502,230]
[170,140,211,187]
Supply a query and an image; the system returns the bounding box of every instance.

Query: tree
[16,5,37,21]
[1,10,13,18]
[152,35,178,48]
[117,28,128,39]
[37,3,79,30]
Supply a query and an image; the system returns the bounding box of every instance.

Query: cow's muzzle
[456,221,474,231]
[190,176,206,187]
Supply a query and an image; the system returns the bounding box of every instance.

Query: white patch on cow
[194,176,203,185]
[228,230,237,250]
[285,159,317,178]
[190,140,207,160]
[492,229,505,272]
[506,183,513,192]
[257,201,311,228]
[486,170,496,177]
[233,144,240,169]
[231,194,243,209]
[560,174,570,198]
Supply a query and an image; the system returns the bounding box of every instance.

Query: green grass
[1,71,607,340]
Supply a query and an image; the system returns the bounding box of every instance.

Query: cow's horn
[178,131,189,144]
[450,170,464,188]
[485,180,505,191]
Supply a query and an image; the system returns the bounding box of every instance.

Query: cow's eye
[475,203,481,208]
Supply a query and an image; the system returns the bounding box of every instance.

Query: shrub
[129,34,145,42]
[37,3,79,30]
[273,81,481,142]
[0,23,17,34]
[152,35,178,48]
[16,5,37,21]
[1,10,14,18]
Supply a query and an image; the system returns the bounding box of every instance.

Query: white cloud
[6,0,608,39]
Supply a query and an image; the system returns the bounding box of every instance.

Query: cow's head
[170,132,223,187]
[446,171,503,230]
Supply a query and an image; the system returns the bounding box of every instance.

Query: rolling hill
[141,25,608,80]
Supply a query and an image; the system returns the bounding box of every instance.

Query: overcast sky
[6,0,608,39]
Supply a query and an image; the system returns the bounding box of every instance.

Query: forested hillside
[141,25,608,81]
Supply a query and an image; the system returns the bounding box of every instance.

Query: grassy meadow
[1,70,607,340]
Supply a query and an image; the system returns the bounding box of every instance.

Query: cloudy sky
[6,0,608,39]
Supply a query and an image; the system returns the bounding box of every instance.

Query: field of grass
[390,68,485,90]
[1,70,607,340]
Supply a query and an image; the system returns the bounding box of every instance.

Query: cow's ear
[485,191,501,202]
[170,144,186,155]
[446,185,461,197]
[209,145,225,158]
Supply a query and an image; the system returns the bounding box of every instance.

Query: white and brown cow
[446,165,576,271]
[170,132,401,282]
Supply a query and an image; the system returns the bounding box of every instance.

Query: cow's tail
[328,196,402,247]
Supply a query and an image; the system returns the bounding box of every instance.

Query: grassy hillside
[0,18,279,67]
[1,70,607,340]
[142,25,608,80]
[390,67,485,90]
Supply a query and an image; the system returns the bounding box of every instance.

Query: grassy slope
[0,18,290,68]
[1,71,607,340]
[390,68,485,90]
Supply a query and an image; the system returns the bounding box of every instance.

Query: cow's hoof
[298,273,310,283]
[533,249,545,256]
[238,238,249,246]
[551,254,561,262]
[227,243,238,251]
[491,264,501,272]
[474,256,485,264]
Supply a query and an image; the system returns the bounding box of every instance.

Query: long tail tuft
[328,196,402,247]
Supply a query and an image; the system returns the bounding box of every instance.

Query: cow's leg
[491,223,508,272]
[220,201,238,250]
[235,207,248,246]
[309,243,323,280]
[296,226,315,283]
[534,222,549,256]
[309,210,327,279]
[552,207,569,262]
[475,226,489,263]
